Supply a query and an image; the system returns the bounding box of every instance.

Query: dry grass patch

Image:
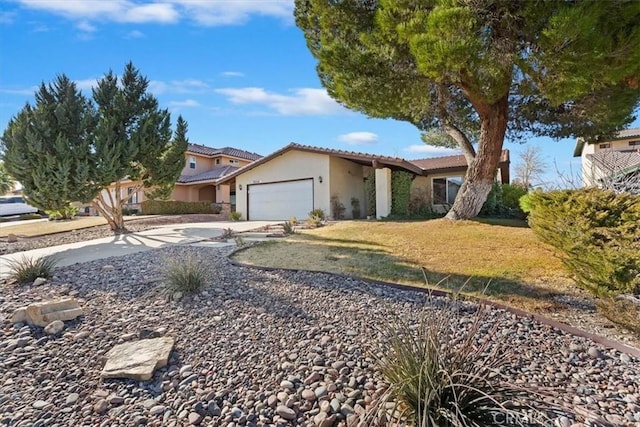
[0,216,157,238]
[233,219,576,313]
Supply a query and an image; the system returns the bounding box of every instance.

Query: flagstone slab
[11,298,83,327]
[101,337,175,381]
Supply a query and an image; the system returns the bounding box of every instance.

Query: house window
[599,143,610,149]
[432,177,463,205]
[215,158,220,165]
[229,159,239,164]
[230,190,236,205]
[189,156,196,169]
[127,187,138,204]
[629,141,640,147]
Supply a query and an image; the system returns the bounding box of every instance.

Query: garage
[247,179,313,220]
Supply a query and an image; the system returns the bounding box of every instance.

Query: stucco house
[87,143,262,215]
[219,143,510,221]
[574,127,640,188]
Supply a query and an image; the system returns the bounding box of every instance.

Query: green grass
[232,219,575,313]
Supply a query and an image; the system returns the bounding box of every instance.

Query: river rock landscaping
[1,245,639,426]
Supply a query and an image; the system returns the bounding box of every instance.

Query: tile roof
[187,143,262,161]
[409,150,510,171]
[588,150,640,177]
[177,165,239,183]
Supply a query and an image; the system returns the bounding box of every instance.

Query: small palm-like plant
[282,220,295,235]
[368,298,569,426]
[163,255,207,294]
[7,255,58,284]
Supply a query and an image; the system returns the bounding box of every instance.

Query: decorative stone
[32,277,47,286]
[276,405,296,420]
[44,320,65,335]
[11,298,83,327]
[188,412,203,425]
[101,337,175,381]
[7,233,17,243]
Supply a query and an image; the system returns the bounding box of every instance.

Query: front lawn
[232,219,577,313]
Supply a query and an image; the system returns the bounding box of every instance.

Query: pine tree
[1,63,189,233]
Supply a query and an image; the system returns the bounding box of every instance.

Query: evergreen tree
[1,63,188,233]
[0,162,14,195]
[295,0,640,219]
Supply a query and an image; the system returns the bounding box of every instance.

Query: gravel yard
[1,245,639,426]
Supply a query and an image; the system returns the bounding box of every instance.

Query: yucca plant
[282,220,295,235]
[367,298,569,426]
[7,255,58,285]
[163,255,207,294]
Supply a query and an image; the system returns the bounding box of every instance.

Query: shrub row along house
[574,127,640,192]
[95,142,510,220]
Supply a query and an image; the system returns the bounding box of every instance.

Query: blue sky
[1,0,638,187]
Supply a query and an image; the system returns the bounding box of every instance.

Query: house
[574,127,640,189]
[218,143,510,221]
[85,143,262,215]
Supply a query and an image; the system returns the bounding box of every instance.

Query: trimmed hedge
[522,189,640,296]
[391,170,413,216]
[141,200,219,215]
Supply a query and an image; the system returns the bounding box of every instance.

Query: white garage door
[248,179,313,220]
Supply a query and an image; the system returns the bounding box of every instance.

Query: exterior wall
[216,184,231,204]
[328,157,366,219]
[198,186,216,202]
[409,176,430,213]
[234,151,330,220]
[181,153,253,177]
[171,185,196,202]
[581,137,640,187]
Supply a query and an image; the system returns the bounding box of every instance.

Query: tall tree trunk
[445,96,508,220]
[92,191,128,234]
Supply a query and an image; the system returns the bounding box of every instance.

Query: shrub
[234,236,246,247]
[7,255,58,284]
[229,211,242,221]
[141,200,213,215]
[524,188,640,296]
[368,299,568,426]
[479,183,528,218]
[330,195,346,219]
[390,170,413,216]
[121,207,139,216]
[47,205,79,220]
[308,209,325,220]
[365,174,376,217]
[282,221,295,235]
[163,255,207,294]
[289,216,298,225]
[350,197,361,219]
[211,203,222,214]
[501,183,528,211]
[220,228,235,239]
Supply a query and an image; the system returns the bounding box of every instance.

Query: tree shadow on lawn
[472,217,530,228]
[241,239,568,312]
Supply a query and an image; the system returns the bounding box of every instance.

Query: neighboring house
[84,143,262,215]
[218,143,510,221]
[574,127,640,189]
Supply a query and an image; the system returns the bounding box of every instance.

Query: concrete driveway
[0,221,280,277]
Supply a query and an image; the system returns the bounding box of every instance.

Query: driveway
[0,221,279,277]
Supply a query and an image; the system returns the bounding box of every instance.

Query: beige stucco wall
[198,186,215,202]
[234,150,330,220]
[216,184,231,204]
[328,157,366,219]
[182,153,254,177]
[375,168,392,219]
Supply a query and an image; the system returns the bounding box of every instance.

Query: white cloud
[0,86,39,95]
[404,144,460,156]
[169,0,293,25]
[169,99,201,108]
[16,0,292,26]
[215,87,345,116]
[338,131,378,145]
[149,79,209,95]
[74,78,99,91]
[221,71,244,77]
[126,29,145,38]
[76,20,96,32]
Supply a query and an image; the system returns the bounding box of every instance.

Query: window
[629,141,640,147]
[215,158,220,165]
[599,143,610,149]
[432,176,463,205]
[230,190,236,205]
[189,156,196,169]
[127,187,138,204]
[229,159,239,164]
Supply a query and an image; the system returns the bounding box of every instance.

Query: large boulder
[101,337,175,381]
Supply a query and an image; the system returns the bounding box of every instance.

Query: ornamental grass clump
[7,255,58,285]
[163,255,207,295]
[367,298,569,426]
